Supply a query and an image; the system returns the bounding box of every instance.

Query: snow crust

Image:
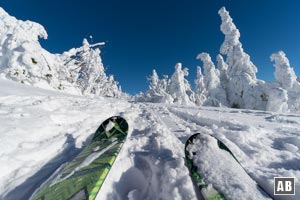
[0,79,300,200]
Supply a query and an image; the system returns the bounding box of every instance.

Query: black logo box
[274,177,295,195]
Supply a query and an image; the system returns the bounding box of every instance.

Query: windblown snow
[1,79,300,200]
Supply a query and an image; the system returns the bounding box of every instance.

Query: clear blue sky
[1,0,299,94]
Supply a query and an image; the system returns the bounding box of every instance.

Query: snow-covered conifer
[194,66,207,105]
[144,69,173,103]
[218,7,267,110]
[0,8,123,98]
[265,86,289,113]
[102,75,121,97]
[217,54,229,89]
[183,68,196,103]
[218,7,257,79]
[149,69,159,90]
[270,51,297,90]
[197,53,227,106]
[63,39,122,97]
[269,51,300,112]
[0,7,66,91]
[169,63,194,105]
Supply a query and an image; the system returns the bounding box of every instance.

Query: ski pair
[31,116,128,200]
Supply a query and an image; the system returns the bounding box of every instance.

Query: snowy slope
[1,79,300,200]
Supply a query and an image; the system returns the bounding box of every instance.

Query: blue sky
[1,0,299,94]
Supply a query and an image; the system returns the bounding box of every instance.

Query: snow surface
[186,134,271,200]
[1,79,300,200]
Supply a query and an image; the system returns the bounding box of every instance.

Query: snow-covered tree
[169,63,194,105]
[194,66,207,105]
[102,75,122,97]
[269,51,300,112]
[270,51,298,90]
[197,53,227,106]
[183,68,196,103]
[144,69,173,103]
[265,85,289,113]
[219,7,257,79]
[0,7,68,91]
[216,54,229,89]
[0,7,123,98]
[218,7,266,110]
[63,39,122,97]
[150,69,159,89]
[161,75,170,92]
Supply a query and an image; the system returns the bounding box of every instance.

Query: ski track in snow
[0,79,300,200]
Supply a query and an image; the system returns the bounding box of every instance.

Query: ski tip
[94,116,129,140]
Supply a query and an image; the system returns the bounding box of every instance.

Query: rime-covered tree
[0,7,124,97]
[197,53,227,106]
[0,7,67,91]
[145,69,173,103]
[265,86,289,113]
[183,68,196,103]
[218,7,266,110]
[169,63,194,105]
[161,75,170,92]
[150,69,159,89]
[270,51,298,90]
[217,54,229,90]
[269,51,300,112]
[63,38,122,97]
[194,66,207,105]
[102,75,122,97]
[76,39,105,95]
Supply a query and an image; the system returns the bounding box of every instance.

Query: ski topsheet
[185,133,272,200]
[31,116,128,200]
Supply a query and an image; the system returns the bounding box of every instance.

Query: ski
[185,133,273,200]
[31,116,128,200]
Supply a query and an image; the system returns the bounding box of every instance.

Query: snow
[139,7,300,114]
[186,133,270,200]
[0,79,300,200]
[169,63,195,105]
[196,53,227,107]
[0,7,122,98]
[270,51,298,90]
[0,5,300,200]
[194,66,207,106]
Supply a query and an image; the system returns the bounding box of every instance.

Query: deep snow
[0,79,300,200]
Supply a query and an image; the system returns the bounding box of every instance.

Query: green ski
[185,133,226,200]
[31,116,128,200]
[185,133,273,200]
